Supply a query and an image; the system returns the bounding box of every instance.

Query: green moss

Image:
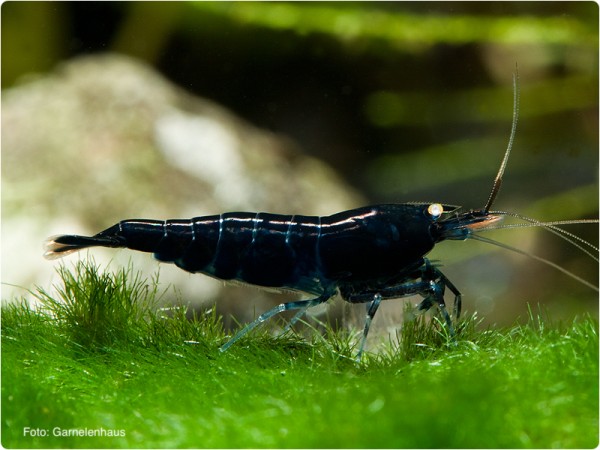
[2,261,598,448]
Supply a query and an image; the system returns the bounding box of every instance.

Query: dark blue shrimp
[43,72,599,360]
[44,204,500,357]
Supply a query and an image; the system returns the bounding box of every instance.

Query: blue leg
[378,263,458,336]
[440,273,462,319]
[343,262,459,359]
[407,290,455,338]
[421,259,462,320]
[280,305,311,334]
[356,294,382,362]
[220,293,331,352]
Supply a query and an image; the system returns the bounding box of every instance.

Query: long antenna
[484,66,520,213]
[470,234,599,292]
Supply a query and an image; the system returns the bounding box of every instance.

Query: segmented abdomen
[129,212,324,294]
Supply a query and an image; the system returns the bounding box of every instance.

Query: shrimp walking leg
[220,293,333,352]
[356,294,382,362]
[344,261,461,351]
[379,263,460,333]
[437,270,462,319]
[280,305,311,335]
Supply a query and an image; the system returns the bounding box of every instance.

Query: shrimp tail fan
[44,233,124,260]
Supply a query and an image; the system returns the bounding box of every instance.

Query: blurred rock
[2,53,363,327]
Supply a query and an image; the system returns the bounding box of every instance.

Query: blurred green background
[2,1,598,323]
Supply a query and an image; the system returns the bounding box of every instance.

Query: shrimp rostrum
[44,73,598,360]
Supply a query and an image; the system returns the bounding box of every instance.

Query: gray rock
[2,53,363,327]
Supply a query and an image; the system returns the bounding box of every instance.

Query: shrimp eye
[427,203,444,220]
